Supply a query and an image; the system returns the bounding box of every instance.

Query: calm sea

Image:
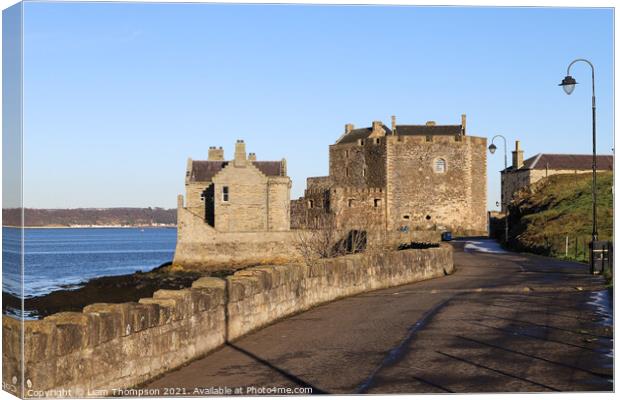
[2,227,176,299]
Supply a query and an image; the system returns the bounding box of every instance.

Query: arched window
[434,158,446,173]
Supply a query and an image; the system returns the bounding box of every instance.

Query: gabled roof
[190,160,285,182]
[335,123,463,144]
[336,125,393,144]
[507,153,614,172]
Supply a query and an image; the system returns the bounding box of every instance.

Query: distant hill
[507,171,613,262]
[2,208,177,227]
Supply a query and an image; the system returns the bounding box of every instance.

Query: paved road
[146,240,613,394]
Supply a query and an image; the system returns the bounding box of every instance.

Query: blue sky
[17,2,614,209]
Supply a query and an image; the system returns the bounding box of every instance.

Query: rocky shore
[2,264,235,319]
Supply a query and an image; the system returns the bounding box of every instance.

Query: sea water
[2,227,176,299]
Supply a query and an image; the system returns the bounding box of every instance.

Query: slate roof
[335,124,462,144]
[190,160,284,182]
[395,124,463,137]
[336,125,393,144]
[506,154,614,172]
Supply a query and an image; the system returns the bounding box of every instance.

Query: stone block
[43,312,92,355]
[139,298,174,324]
[83,303,136,338]
[152,289,193,320]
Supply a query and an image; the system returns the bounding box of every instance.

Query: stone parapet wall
[227,245,452,340]
[2,277,227,398]
[3,246,452,397]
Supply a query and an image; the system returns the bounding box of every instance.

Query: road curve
[145,240,613,394]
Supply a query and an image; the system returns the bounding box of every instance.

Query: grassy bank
[506,172,613,267]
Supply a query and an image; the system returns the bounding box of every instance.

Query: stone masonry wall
[2,277,227,398]
[329,140,387,188]
[385,135,487,236]
[3,246,452,397]
[212,163,269,232]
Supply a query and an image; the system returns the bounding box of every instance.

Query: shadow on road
[225,342,329,394]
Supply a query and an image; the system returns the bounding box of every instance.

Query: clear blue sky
[18,2,614,209]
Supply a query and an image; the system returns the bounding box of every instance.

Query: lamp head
[559,75,577,95]
[488,143,497,154]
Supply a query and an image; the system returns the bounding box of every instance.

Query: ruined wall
[3,246,452,397]
[501,169,531,212]
[185,181,208,213]
[385,135,487,236]
[501,167,609,212]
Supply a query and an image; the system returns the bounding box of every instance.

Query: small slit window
[403,214,410,220]
[348,199,355,208]
[222,186,229,202]
[434,158,446,173]
[308,200,314,209]
[374,199,381,208]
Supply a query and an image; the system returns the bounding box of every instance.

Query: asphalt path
[145,240,613,394]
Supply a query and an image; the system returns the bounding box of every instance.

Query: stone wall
[328,140,387,188]
[212,162,270,232]
[385,135,487,236]
[501,168,608,212]
[2,277,227,398]
[227,245,452,340]
[3,246,452,397]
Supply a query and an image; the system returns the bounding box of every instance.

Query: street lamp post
[559,59,598,273]
[488,135,509,244]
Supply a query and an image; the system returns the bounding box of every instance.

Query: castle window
[434,158,446,173]
[362,167,366,177]
[348,199,355,207]
[345,150,349,158]
[374,138,380,144]
[358,139,365,146]
[403,214,410,220]
[374,199,381,207]
[426,215,432,220]
[308,200,314,209]
[222,186,229,202]
[345,167,349,177]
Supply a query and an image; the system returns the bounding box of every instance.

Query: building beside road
[291,114,488,240]
[500,140,614,212]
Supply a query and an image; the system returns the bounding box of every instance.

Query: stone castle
[291,114,488,239]
[174,115,487,268]
[174,140,297,268]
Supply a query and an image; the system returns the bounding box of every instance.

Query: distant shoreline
[2,225,176,229]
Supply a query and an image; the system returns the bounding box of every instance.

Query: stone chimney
[234,140,246,163]
[281,158,287,176]
[512,140,524,169]
[391,115,396,132]
[461,114,467,135]
[185,158,193,183]
[425,121,436,126]
[208,146,224,161]
[345,123,354,134]
[248,152,257,161]
[370,120,385,137]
